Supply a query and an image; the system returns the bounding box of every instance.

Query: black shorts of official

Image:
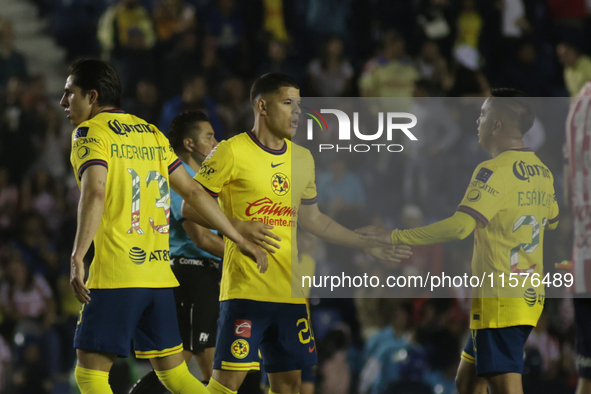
[574,297,591,378]
[171,256,221,354]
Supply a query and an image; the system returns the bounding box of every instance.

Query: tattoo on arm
[323,220,333,233]
[98,180,106,187]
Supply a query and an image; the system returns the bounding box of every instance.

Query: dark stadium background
[0,0,587,393]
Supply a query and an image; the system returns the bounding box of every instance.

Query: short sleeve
[153,126,182,174]
[457,163,506,227]
[167,145,182,175]
[70,126,109,182]
[548,192,560,230]
[194,141,234,197]
[301,151,318,205]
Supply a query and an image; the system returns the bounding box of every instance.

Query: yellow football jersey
[195,131,317,304]
[70,110,181,289]
[457,148,559,329]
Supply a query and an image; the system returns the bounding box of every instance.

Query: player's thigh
[457,332,487,394]
[133,288,184,359]
[301,382,315,394]
[195,347,215,380]
[76,349,118,372]
[267,370,301,394]
[74,288,149,358]
[150,352,186,372]
[182,350,193,365]
[574,298,591,382]
[486,372,523,394]
[456,358,487,394]
[259,303,317,375]
[576,377,591,394]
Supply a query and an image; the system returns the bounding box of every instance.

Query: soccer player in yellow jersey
[357,88,560,394]
[182,73,411,394]
[61,59,266,394]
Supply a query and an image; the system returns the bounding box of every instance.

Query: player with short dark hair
[358,88,559,394]
[62,58,266,394]
[68,58,122,108]
[183,72,411,394]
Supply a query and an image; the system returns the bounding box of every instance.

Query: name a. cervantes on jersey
[245,197,297,227]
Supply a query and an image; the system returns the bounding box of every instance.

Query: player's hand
[354,225,394,245]
[70,257,90,304]
[236,239,269,273]
[364,245,412,263]
[237,221,282,253]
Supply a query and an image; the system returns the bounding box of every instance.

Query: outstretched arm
[170,166,267,272]
[182,202,282,254]
[298,202,367,247]
[393,211,476,245]
[356,211,477,245]
[181,220,224,258]
[299,203,411,262]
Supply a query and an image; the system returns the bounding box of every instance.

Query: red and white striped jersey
[566,81,591,294]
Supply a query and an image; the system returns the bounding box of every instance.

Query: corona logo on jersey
[512,160,551,181]
[303,106,418,153]
[245,197,296,227]
[271,172,290,196]
[231,339,250,359]
[107,119,155,137]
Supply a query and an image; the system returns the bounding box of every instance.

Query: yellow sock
[155,362,208,394]
[74,366,112,394]
[207,377,237,394]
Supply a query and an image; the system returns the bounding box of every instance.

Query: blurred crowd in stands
[0,0,589,392]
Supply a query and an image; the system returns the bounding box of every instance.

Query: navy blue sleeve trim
[168,159,182,174]
[301,196,318,205]
[197,181,219,198]
[457,205,489,226]
[78,159,108,180]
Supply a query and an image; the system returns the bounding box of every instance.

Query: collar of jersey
[503,147,532,153]
[247,130,287,155]
[99,109,126,114]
